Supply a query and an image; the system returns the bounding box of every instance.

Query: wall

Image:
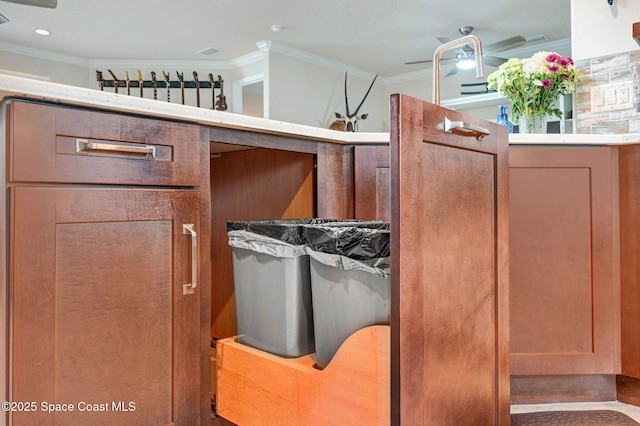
[571,0,640,61]
[266,49,386,132]
[0,47,89,86]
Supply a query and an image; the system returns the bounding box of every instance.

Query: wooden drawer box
[7,100,200,186]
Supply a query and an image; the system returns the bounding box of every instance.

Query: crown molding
[258,40,379,81]
[0,41,88,67]
[0,41,264,72]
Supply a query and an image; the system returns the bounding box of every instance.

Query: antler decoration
[331,72,379,132]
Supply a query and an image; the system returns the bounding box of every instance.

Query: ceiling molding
[498,37,572,58]
[88,58,236,70]
[258,40,379,81]
[0,40,88,67]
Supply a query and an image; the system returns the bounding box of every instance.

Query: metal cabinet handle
[76,138,156,159]
[444,117,490,141]
[182,224,197,295]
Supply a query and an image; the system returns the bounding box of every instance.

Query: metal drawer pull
[182,224,197,295]
[75,138,156,159]
[443,117,490,140]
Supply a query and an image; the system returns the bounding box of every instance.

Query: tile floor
[511,401,640,422]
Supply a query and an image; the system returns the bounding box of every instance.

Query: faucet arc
[432,35,484,105]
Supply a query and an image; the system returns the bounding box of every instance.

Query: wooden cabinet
[4,100,206,425]
[619,145,640,405]
[354,145,390,221]
[509,146,619,376]
[389,94,510,425]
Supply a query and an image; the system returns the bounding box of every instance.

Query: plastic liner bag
[226,219,389,247]
[301,225,390,277]
[227,229,307,258]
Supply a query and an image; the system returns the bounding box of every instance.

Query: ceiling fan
[0,0,57,8]
[405,26,527,78]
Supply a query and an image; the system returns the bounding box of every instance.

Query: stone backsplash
[575,50,640,134]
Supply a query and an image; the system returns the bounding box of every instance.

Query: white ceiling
[0,0,571,77]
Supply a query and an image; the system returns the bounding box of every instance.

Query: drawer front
[8,100,200,186]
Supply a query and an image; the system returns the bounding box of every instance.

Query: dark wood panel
[316,143,354,219]
[198,127,214,423]
[209,149,315,339]
[10,187,200,425]
[390,94,510,425]
[354,145,390,221]
[619,145,640,379]
[209,127,319,154]
[8,100,200,186]
[617,375,640,406]
[509,146,619,376]
[511,375,617,404]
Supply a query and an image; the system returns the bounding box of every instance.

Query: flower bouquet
[486,51,579,133]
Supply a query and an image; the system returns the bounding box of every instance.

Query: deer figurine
[330,72,378,132]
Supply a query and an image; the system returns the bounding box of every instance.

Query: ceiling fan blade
[404,57,456,65]
[444,65,459,78]
[483,55,508,68]
[0,0,57,8]
[484,35,527,54]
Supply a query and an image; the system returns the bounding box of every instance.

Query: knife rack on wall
[95,69,227,110]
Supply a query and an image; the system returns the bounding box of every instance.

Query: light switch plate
[591,82,635,112]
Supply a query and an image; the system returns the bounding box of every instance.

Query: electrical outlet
[620,86,630,104]
[591,82,635,112]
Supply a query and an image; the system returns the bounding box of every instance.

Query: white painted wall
[266,50,386,132]
[571,0,640,61]
[0,49,89,86]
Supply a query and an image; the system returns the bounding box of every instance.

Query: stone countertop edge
[2,75,639,146]
[0,74,387,145]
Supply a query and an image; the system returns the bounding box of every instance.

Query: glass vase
[518,114,547,134]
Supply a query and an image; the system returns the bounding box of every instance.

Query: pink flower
[549,65,559,72]
[542,79,551,88]
[558,58,569,68]
[546,53,561,63]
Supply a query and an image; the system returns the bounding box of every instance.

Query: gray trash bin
[227,220,314,358]
[302,224,390,369]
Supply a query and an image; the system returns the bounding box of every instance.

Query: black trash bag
[226,219,389,246]
[301,224,390,276]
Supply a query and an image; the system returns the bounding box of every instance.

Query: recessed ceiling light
[271,24,283,32]
[35,29,50,36]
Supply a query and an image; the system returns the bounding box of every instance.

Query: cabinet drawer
[7,100,200,186]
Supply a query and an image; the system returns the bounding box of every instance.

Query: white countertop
[0,74,387,145]
[2,74,639,146]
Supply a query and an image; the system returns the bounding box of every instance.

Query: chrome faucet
[432,35,484,105]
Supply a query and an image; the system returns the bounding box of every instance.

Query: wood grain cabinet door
[9,186,201,425]
[354,145,390,221]
[509,146,618,375]
[389,94,510,425]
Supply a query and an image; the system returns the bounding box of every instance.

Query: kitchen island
[2,73,638,424]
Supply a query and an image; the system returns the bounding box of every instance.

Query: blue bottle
[496,105,514,133]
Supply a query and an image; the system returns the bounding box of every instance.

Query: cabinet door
[10,187,200,425]
[354,146,390,221]
[389,94,510,425]
[509,146,618,375]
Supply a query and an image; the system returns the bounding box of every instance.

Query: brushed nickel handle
[75,138,156,159]
[182,223,198,295]
[444,117,490,141]
[182,224,197,295]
